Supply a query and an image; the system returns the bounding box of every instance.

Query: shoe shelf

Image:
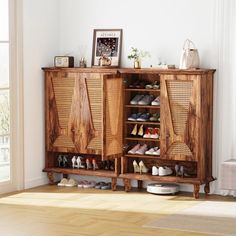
[125,137,159,142]
[125,105,160,109]
[119,173,200,184]
[43,167,117,178]
[125,88,160,92]
[125,121,160,125]
[124,154,160,159]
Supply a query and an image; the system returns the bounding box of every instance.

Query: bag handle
[182,39,197,49]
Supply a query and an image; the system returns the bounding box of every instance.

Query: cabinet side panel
[45,71,61,152]
[199,73,214,181]
[105,76,123,157]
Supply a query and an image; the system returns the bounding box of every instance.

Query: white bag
[179,39,200,69]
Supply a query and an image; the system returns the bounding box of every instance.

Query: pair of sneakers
[128,144,148,155]
[145,147,160,155]
[152,166,173,176]
[143,127,159,139]
[77,180,96,188]
[130,95,154,105]
[57,178,78,187]
[128,113,150,121]
[95,182,111,190]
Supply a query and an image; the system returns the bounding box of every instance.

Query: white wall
[59,0,216,69]
[23,0,60,188]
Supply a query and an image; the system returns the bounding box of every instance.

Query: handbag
[179,39,200,69]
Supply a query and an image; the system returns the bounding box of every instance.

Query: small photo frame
[92,29,122,67]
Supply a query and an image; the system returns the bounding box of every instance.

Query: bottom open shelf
[119,173,200,184]
[43,167,117,178]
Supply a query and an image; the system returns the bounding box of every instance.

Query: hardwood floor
[0,185,234,236]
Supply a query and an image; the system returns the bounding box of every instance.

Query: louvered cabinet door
[103,75,123,159]
[160,74,201,161]
[45,72,103,154]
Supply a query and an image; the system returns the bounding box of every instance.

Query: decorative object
[79,57,87,68]
[91,29,122,67]
[179,39,200,69]
[54,56,74,68]
[127,47,150,68]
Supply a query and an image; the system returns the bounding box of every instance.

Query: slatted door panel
[46,72,77,152]
[83,73,103,154]
[104,75,123,159]
[160,74,201,161]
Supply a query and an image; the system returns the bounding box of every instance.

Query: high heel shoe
[139,160,149,174]
[76,156,85,169]
[131,124,138,136]
[86,158,92,169]
[92,158,99,170]
[133,160,140,173]
[138,125,144,136]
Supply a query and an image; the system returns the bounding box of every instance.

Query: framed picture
[92,29,122,67]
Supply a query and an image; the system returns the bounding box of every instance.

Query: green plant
[127,47,150,61]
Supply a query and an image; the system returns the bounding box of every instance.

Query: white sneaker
[153,147,160,155]
[152,166,159,175]
[159,166,173,176]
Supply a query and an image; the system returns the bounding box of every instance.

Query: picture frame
[91,29,123,67]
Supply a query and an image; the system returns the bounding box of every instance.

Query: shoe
[136,113,150,121]
[138,95,154,105]
[107,160,115,171]
[149,113,160,122]
[151,96,160,106]
[128,113,142,121]
[57,178,68,186]
[128,144,141,154]
[150,127,159,139]
[92,159,99,170]
[133,160,140,173]
[131,124,138,136]
[130,95,144,105]
[152,166,159,175]
[71,156,77,168]
[65,178,78,187]
[129,80,140,88]
[62,155,69,167]
[153,147,160,155]
[159,166,173,176]
[145,147,155,155]
[77,180,87,188]
[58,155,63,167]
[86,158,92,169]
[95,181,106,189]
[83,181,96,188]
[138,125,144,136]
[101,182,112,190]
[143,127,152,138]
[77,156,85,169]
[139,160,149,174]
[135,144,148,155]
[145,81,160,89]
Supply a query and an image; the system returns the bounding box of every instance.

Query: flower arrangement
[127,47,150,68]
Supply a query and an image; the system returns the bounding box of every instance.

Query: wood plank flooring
[0,185,234,236]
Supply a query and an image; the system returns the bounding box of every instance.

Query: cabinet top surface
[42,67,216,75]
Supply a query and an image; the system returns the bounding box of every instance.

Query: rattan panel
[167,142,193,156]
[166,80,193,135]
[53,135,75,148]
[86,74,102,149]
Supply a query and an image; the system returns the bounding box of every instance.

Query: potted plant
[127,47,150,68]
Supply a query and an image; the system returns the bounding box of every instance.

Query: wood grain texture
[160,74,200,161]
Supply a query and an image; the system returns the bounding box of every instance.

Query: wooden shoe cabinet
[43,67,215,198]
[43,68,123,190]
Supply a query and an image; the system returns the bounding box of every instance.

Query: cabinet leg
[193,184,200,199]
[137,180,143,190]
[204,182,210,195]
[123,178,131,192]
[111,177,117,191]
[47,172,54,185]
